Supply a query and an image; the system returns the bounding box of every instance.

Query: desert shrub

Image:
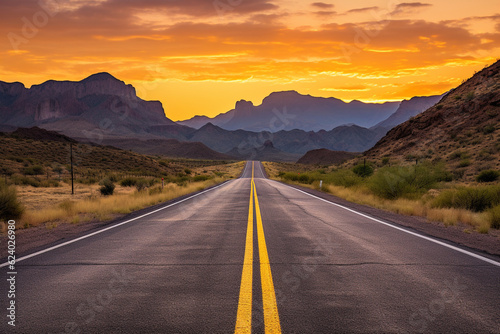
[0,183,24,220]
[120,177,137,187]
[39,180,60,187]
[24,165,44,175]
[135,179,150,191]
[432,185,500,212]
[193,175,211,182]
[325,169,363,188]
[465,91,475,101]
[382,157,390,165]
[476,170,499,183]
[99,178,115,196]
[281,172,300,182]
[184,168,192,175]
[488,205,500,229]
[458,159,471,168]
[298,174,312,184]
[352,163,374,177]
[482,124,495,134]
[12,175,41,187]
[107,174,119,182]
[370,163,450,199]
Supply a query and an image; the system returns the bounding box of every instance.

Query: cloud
[103,0,279,17]
[391,2,432,16]
[346,6,380,14]
[311,2,334,9]
[314,11,336,17]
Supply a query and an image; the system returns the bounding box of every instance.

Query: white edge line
[0,180,232,268]
[267,179,500,268]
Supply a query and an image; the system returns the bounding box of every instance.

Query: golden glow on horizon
[0,0,499,121]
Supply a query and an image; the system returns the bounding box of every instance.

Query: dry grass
[19,177,226,228]
[4,161,244,231]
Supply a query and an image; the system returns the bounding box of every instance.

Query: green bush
[99,178,115,196]
[0,183,24,220]
[184,168,192,175]
[352,163,374,177]
[488,205,500,229]
[120,177,138,187]
[476,170,499,183]
[432,185,500,212]
[458,159,471,168]
[324,169,362,188]
[12,175,41,187]
[370,163,450,199]
[193,175,211,182]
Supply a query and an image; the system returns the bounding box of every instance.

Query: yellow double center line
[235,162,281,333]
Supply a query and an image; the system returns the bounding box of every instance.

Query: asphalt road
[1,161,499,333]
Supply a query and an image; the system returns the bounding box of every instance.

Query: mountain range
[178,91,402,132]
[0,73,444,161]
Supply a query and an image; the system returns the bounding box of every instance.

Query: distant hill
[297,149,358,165]
[178,91,400,132]
[372,94,444,130]
[99,138,235,160]
[10,126,77,143]
[0,127,177,175]
[367,60,500,180]
[226,140,301,162]
[187,123,386,155]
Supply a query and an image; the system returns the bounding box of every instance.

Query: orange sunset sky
[1,0,499,121]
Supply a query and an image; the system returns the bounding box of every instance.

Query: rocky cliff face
[367,60,500,180]
[0,73,174,138]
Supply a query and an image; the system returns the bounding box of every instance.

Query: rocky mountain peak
[235,99,254,110]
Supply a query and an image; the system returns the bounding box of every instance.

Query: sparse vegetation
[2,160,244,231]
[0,182,24,221]
[99,178,115,196]
[352,163,374,177]
[488,205,500,229]
[432,185,500,212]
[476,170,500,183]
[265,160,498,233]
[20,177,228,228]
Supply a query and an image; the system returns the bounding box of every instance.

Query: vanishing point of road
[1,161,499,333]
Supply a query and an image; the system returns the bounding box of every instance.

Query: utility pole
[70,142,74,195]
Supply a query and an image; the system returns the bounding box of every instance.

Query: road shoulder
[276,181,500,258]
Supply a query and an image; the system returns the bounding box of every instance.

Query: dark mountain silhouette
[0,73,447,162]
[367,60,500,180]
[297,149,358,165]
[100,138,234,160]
[178,90,400,132]
[9,126,77,143]
[0,72,175,139]
[226,140,301,162]
[372,94,444,130]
